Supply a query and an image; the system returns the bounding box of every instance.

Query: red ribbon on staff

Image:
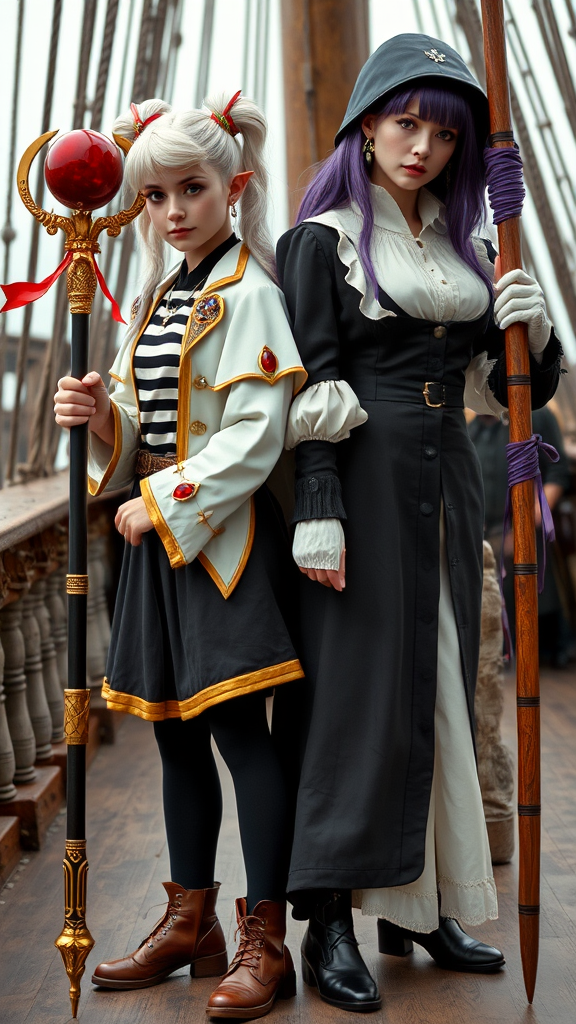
[0,251,125,323]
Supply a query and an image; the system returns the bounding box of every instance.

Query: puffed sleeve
[277,223,365,521]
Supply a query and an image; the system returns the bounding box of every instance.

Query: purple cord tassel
[502,433,560,594]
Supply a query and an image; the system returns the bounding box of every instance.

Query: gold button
[441,279,448,285]
[416,240,424,248]
[190,421,207,435]
[193,375,208,389]
[433,325,447,339]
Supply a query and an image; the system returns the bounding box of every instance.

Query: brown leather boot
[92,882,228,989]
[206,898,296,1019]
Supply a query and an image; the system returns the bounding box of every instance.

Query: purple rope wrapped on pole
[503,433,560,593]
[484,145,525,223]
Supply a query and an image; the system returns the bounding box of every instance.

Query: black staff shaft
[67,311,90,843]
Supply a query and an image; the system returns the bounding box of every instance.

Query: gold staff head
[17,129,145,314]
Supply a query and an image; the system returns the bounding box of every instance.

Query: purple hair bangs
[296,84,491,300]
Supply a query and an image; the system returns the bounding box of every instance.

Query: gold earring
[230,202,237,218]
[363,137,375,167]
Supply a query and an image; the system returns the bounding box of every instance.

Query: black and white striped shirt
[133,235,238,456]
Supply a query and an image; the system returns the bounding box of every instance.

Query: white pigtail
[203,92,277,280]
[111,91,276,345]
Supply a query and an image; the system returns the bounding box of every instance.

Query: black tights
[153,693,290,913]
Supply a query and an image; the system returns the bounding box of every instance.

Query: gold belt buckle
[423,382,445,408]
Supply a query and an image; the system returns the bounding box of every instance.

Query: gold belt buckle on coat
[423,382,446,408]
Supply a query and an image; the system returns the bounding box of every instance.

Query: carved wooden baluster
[46,568,68,690]
[86,541,106,688]
[31,578,65,743]
[21,589,53,762]
[0,601,37,783]
[0,634,18,802]
[90,532,112,658]
[475,541,515,864]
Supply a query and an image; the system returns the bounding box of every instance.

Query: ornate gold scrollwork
[55,839,94,1018]
[17,129,145,316]
[64,689,90,745]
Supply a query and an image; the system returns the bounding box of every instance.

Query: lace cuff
[292,518,345,571]
[285,380,368,450]
[464,352,505,416]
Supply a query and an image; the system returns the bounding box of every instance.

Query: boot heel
[190,950,228,978]
[278,969,297,999]
[301,955,317,988]
[377,918,414,957]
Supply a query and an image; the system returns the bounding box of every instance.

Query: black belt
[347,378,464,408]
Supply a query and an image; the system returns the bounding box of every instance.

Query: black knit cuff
[292,474,347,523]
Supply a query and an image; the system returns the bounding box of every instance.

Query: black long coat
[275,223,562,894]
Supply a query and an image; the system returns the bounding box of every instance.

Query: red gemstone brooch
[258,346,278,379]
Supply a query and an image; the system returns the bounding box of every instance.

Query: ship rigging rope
[27,0,107,477]
[0,0,25,488]
[195,0,215,108]
[91,0,121,132]
[7,0,63,484]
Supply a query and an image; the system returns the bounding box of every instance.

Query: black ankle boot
[377,916,505,973]
[302,891,381,1012]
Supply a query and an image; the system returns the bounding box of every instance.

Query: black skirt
[102,482,303,720]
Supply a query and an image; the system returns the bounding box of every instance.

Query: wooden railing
[0,473,122,871]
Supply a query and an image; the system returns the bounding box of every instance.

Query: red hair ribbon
[0,251,126,324]
[130,102,163,137]
[210,90,242,137]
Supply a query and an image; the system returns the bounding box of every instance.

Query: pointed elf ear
[229,170,254,205]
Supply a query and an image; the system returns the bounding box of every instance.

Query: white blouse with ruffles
[286,183,505,465]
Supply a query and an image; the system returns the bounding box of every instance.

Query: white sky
[1,0,575,359]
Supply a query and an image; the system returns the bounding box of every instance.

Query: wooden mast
[280,0,369,220]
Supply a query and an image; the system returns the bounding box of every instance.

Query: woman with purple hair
[275,34,562,1012]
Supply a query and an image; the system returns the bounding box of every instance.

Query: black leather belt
[347,378,464,408]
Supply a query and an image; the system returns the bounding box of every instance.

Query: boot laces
[229,915,265,972]
[137,898,180,949]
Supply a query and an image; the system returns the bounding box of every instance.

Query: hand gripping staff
[1,127,144,1017]
[481,0,544,1003]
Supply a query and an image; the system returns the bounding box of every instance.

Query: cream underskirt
[352,511,498,933]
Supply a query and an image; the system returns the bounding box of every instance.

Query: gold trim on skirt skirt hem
[101,658,304,721]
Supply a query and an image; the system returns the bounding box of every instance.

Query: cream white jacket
[88,243,307,597]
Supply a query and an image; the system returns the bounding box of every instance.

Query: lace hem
[352,875,498,933]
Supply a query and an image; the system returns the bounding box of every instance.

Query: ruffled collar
[369,183,447,238]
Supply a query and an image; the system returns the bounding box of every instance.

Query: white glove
[292,518,345,571]
[494,268,551,358]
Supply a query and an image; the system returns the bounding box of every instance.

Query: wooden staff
[480,0,540,1003]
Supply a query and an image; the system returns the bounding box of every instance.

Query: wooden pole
[280,0,369,220]
[480,0,540,1003]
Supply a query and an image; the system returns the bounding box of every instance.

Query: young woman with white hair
[54,91,306,1020]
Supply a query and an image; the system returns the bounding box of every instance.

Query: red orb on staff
[44,129,124,210]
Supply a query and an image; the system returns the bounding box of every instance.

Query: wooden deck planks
[0,668,575,1023]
